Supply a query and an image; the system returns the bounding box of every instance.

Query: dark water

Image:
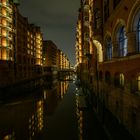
[0,80,109,140]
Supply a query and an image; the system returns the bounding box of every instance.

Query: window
[137,17,140,52]
[105,36,112,60]
[104,0,109,21]
[119,73,124,87]
[114,73,124,88]
[94,9,101,29]
[118,26,127,57]
[114,73,119,87]
[137,75,140,91]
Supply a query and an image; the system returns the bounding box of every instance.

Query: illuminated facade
[57,49,70,70]
[0,0,14,61]
[76,19,83,65]
[75,0,94,85]
[0,1,43,87]
[16,10,43,81]
[76,0,140,139]
[0,0,16,86]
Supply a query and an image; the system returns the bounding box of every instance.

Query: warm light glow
[2,19,7,26]
[2,0,6,5]
[120,73,124,86]
[0,1,14,61]
[93,40,103,62]
[2,8,6,16]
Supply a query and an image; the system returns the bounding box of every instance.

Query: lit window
[119,73,124,87]
[137,75,140,91]
[1,8,6,16]
[118,26,127,57]
[2,38,7,46]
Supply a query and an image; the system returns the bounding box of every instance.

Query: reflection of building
[76,0,140,139]
[43,85,58,116]
[0,96,44,140]
[29,100,44,139]
[57,81,69,99]
[76,95,84,140]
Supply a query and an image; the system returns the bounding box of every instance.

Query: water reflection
[0,80,69,140]
[76,96,84,140]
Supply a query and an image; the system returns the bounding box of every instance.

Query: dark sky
[19,0,80,65]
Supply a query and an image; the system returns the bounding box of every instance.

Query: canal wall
[82,83,139,140]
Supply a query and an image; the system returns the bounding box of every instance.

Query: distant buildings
[0,1,71,88]
[76,0,140,139]
[42,40,70,71]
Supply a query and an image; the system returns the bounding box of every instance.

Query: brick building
[76,0,140,139]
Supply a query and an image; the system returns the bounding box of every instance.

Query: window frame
[105,36,112,60]
[137,75,140,91]
[118,26,127,57]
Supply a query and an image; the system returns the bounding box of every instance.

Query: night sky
[19,0,80,65]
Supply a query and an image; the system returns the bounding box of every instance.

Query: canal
[0,80,109,140]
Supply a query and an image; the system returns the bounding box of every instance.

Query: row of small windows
[105,17,140,60]
[99,71,140,92]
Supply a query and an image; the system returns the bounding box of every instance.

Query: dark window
[105,71,111,84]
[94,9,102,29]
[105,36,112,60]
[114,73,120,87]
[137,18,140,52]
[104,0,109,21]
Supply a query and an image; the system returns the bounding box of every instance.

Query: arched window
[137,75,140,91]
[114,73,120,87]
[117,26,127,57]
[133,10,140,53]
[114,73,124,88]
[105,36,112,60]
[137,18,140,52]
[119,73,124,87]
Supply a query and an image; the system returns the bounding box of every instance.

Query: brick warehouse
[75,0,140,139]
